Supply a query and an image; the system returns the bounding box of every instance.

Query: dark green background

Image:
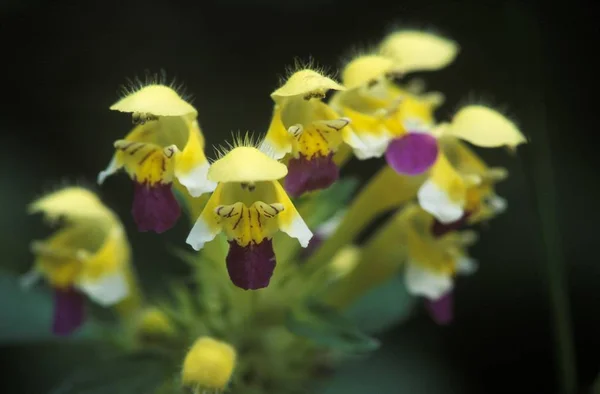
[1,0,597,392]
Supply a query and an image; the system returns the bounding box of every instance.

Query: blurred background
[0,0,597,392]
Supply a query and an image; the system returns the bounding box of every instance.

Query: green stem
[304,166,423,271]
[521,144,577,394]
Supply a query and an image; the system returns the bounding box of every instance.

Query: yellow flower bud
[181,337,236,392]
[135,307,175,339]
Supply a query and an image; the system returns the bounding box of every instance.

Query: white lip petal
[186,216,219,251]
[77,271,129,306]
[97,156,120,185]
[281,214,313,248]
[176,162,217,197]
[404,260,453,300]
[417,179,464,224]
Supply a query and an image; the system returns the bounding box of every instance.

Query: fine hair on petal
[452,92,520,132]
[279,57,338,86]
[381,20,451,43]
[116,69,193,104]
[211,131,265,162]
[338,44,379,72]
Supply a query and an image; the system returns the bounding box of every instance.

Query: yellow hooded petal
[208,146,287,183]
[271,69,345,102]
[379,30,459,73]
[342,55,397,90]
[444,105,526,148]
[110,85,196,117]
[29,187,112,224]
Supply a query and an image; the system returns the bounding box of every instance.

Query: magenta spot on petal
[53,288,85,336]
[430,211,472,237]
[226,239,277,290]
[132,182,181,233]
[425,292,453,325]
[385,132,439,175]
[285,153,339,198]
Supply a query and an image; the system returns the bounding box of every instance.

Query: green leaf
[297,177,360,228]
[48,350,172,394]
[286,300,380,354]
[343,273,417,334]
[0,271,99,344]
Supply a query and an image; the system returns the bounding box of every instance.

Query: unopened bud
[181,337,236,393]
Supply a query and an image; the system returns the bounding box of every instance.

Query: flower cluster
[22,29,525,394]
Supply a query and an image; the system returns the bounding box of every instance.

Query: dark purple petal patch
[285,153,339,198]
[226,239,277,290]
[52,287,85,336]
[132,181,181,233]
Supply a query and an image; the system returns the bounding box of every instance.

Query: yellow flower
[23,187,134,335]
[417,107,524,224]
[441,136,509,225]
[262,68,357,197]
[325,203,476,308]
[401,205,477,300]
[186,141,312,290]
[379,30,460,74]
[331,54,444,173]
[182,337,236,393]
[98,83,216,233]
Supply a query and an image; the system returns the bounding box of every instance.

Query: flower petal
[209,147,287,183]
[418,179,464,224]
[97,156,121,185]
[271,181,313,247]
[186,184,224,250]
[445,105,526,148]
[226,239,276,290]
[28,187,111,223]
[342,55,397,90]
[110,84,197,117]
[385,133,439,175]
[76,271,129,307]
[379,30,459,73]
[404,260,453,300]
[175,161,217,197]
[261,106,293,160]
[284,153,339,197]
[132,182,181,233]
[52,287,85,336]
[271,69,345,102]
[425,291,454,325]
